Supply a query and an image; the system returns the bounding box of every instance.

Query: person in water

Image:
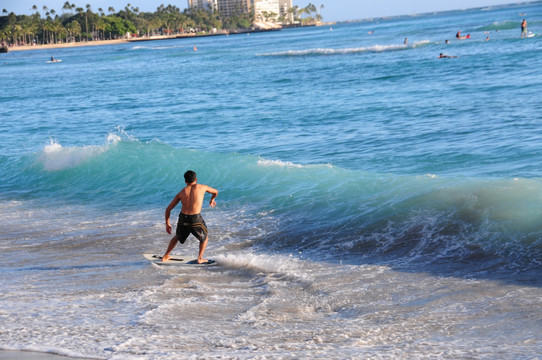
[456,31,470,40]
[439,53,458,59]
[162,170,218,263]
[521,19,528,38]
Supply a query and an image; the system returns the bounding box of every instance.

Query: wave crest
[258,41,430,57]
[38,130,131,171]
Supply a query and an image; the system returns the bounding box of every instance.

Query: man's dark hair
[184,170,197,183]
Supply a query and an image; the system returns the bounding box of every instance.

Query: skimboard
[143,253,216,266]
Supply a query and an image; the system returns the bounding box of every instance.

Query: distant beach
[5,33,204,52]
[7,39,129,52]
[5,24,331,52]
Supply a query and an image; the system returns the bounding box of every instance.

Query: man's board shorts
[176,213,208,244]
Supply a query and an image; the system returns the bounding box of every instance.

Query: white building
[187,0,218,11]
[188,0,293,23]
[278,0,293,22]
[254,0,293,22]
[254,0,279,21]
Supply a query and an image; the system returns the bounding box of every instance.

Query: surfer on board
[162,170,218,264]
[521,19,527,38]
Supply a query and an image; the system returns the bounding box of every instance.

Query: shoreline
[4,23,335,52]
[5,29,272,52]
[6,39,129,52]
[0,350,91,360]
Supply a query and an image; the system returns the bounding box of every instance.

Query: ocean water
[1,2,542,359]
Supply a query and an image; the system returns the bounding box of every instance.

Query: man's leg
[197,236,208,263]
[162,235,178,262]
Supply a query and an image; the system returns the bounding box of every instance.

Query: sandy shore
[7,39,130,52]
[6,33,210,52]
[0,350,91,360]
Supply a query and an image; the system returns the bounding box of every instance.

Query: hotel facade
[188,0,293,22]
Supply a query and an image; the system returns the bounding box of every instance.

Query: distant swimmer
[521,19,528,38]
[404,37,408,44]
[456,31,470,40]
[439,53,458,59]
[193,45,198,51]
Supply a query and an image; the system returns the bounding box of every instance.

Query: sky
[1,0,523,22]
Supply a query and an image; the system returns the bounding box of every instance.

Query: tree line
[0,2,325,46]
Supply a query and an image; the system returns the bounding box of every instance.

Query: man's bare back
[178,183,216,215]
[162,171,218,263]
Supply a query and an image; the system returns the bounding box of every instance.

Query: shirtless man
[162,170,218,263]
[521,19,527,38]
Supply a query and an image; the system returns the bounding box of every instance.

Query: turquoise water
[1,3,542,359]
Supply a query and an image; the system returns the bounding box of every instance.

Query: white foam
[257,42,430,57]
[257,158,332,169]
[215,252,303,273]
[38,132,132,171]
[39,139,107,171]
[257,158,304,168]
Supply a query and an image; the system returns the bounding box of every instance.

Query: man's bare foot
[161,254,171,262]
[196,258,208,264]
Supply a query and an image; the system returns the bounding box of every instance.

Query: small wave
[257,158,333,169]
[476,21,518,32]
[258,41,430,57]
[257,158,304,168]
[131,44,187,51]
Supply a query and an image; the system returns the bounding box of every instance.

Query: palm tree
[66,20,81,42]
[108,6,115,14]
[75,6,84,40]
[85,4,91,40]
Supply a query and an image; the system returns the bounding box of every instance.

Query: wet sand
[0,350,91,359]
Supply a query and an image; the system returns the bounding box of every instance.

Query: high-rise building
[253,0,293,22]
[277,0,293,22]
[216,0,252,17]
[187,0,293,22]
[254,0,279,21]
[187,0,217,11]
